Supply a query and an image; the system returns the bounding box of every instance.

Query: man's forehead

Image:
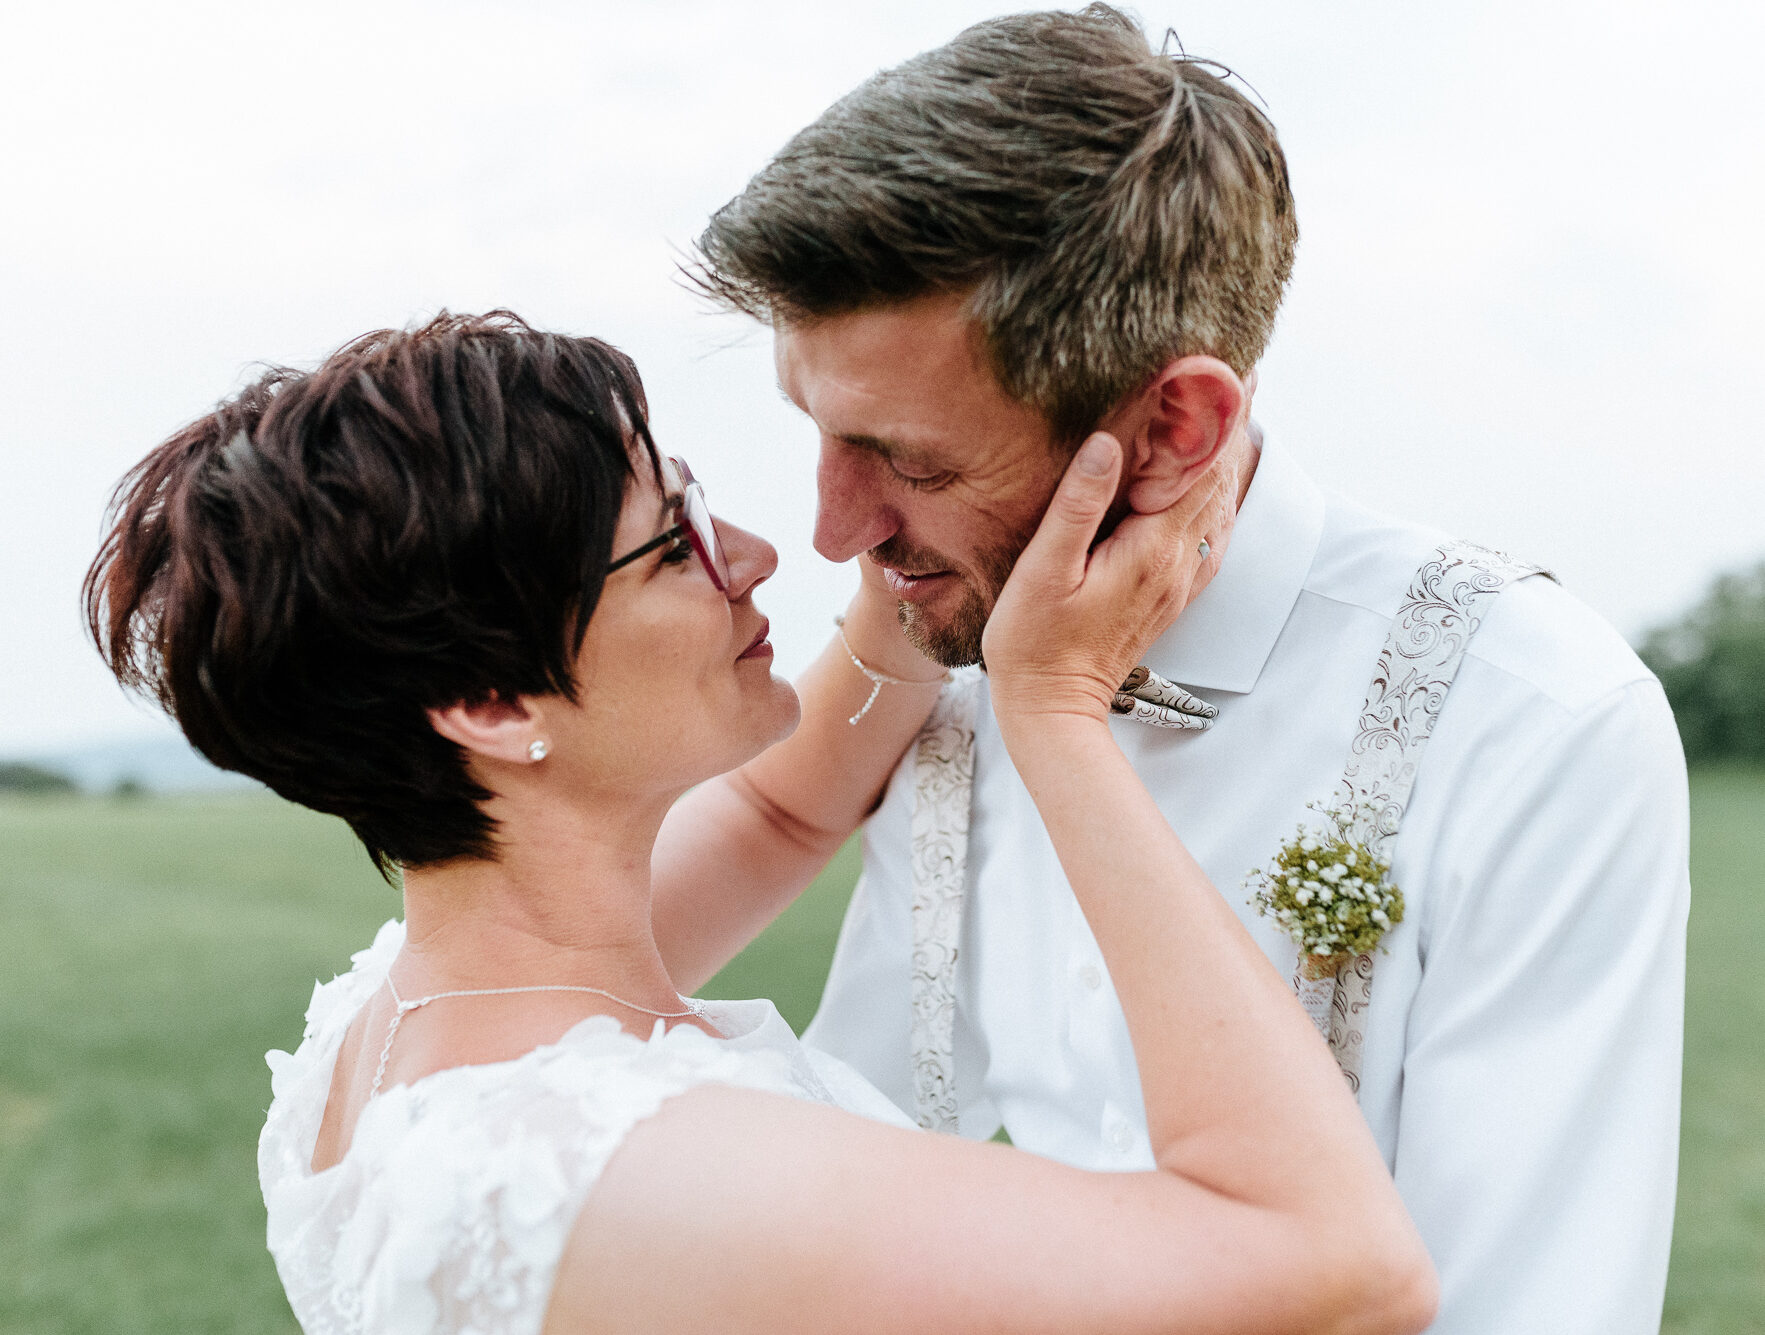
[774,302,1048,460]
[776,370,951,458]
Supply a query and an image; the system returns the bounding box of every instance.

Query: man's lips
[737,619,773,660]
[879,566,953,602]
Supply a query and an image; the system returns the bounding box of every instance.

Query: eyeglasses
[606,455,730,592]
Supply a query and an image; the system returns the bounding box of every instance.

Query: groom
[695,7,1688,1331]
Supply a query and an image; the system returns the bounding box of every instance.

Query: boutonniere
[1246,803,1406,981]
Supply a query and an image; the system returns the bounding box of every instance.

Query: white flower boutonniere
[1246,803,1406,981]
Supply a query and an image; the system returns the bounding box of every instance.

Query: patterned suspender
[907,671,984,1133]
[1305,541,1551,1089]
[904,541,1550,1128]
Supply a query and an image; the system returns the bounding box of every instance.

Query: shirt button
[1108,1122,1133,1152]
[1078,963,1103,991]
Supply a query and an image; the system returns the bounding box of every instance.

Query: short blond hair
[692,4,1298,443]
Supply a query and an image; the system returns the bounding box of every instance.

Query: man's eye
[889,462,952,491]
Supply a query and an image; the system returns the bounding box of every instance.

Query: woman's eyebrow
[648,450,692,529]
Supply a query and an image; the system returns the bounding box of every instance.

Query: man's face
[775,292,1069,667]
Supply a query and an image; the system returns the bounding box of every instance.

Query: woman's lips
[737,619,773,660]
[880,566,953,603]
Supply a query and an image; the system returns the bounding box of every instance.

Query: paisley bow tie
[1110,665,1217,730]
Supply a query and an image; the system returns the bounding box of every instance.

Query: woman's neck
[395,789,685,1011]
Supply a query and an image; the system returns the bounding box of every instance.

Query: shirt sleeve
[1393,676,1689,1334]
[802,757,920,1116]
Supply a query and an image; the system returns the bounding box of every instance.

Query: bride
[86,312,1435,1334]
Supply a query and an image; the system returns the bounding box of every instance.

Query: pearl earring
[527,739,549,762]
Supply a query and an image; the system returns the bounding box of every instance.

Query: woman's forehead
[621,454,682,540]
[624,447,677,496]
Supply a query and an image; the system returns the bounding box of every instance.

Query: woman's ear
[1118,356,1246,515]
[428,694,549,766]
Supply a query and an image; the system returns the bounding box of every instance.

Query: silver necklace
[369,974,707,1100]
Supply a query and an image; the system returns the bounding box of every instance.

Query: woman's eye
[659,536,695,565]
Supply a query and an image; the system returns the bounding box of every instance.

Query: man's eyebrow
[772,385,947,466]
[837,431,945,467]
[838,432,897,456]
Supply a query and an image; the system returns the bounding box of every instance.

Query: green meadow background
[2,770,1760,1334]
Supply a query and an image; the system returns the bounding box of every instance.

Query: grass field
[1,771,1759,1333]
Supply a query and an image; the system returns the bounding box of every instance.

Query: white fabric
[806,437,1690,1335]
[908,671,983,1132]
[259,919,912,1335]
[1111,665,1219,728]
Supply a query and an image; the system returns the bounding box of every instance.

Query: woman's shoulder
[302,917,406,1046]
[260,918,403,1141]
[259,982,838,1335]
[329,1013,812,1224]
[257,926,914,1335]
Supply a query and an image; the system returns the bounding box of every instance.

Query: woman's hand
[983,432,1234,730]
[580,429,1436,1335]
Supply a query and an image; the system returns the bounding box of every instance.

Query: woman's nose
[713,516,777,600]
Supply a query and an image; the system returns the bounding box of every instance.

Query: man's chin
[898,598,987,670]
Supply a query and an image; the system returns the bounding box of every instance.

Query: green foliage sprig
[1246,803,1405,979]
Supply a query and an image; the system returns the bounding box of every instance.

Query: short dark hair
[85,311,658,875]
[692,3,1297,443]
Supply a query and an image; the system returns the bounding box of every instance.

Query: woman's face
[548,453,800,798]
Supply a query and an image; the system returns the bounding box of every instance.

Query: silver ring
[1197,538,1212,560]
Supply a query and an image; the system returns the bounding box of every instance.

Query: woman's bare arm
[650,558,944,992]
[551,436,1436,1335]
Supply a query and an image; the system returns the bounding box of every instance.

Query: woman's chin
[740,675,803,761]
[675,677,801,789]
[760,676,803,747]
[780,679,804,731]
[700,675,802,777]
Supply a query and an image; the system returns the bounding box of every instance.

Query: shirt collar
[1143,435,1326,694]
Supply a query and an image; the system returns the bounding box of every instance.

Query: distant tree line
[0,763,152,797]
[1639,560,1765,764]
[9,564,1763,784]
[0,762,77,794]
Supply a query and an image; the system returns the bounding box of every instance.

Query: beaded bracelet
[833,614,952,724]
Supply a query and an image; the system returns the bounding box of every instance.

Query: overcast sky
[3,0,1761,757]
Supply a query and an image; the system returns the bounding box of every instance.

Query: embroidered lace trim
[258,921,831,1335]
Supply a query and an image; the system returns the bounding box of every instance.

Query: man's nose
[813,439,899,563]
[715,517,777,601]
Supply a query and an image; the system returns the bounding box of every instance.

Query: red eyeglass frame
[605,455,730,591]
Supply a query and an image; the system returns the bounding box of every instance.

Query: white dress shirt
[805,438,1689,1334]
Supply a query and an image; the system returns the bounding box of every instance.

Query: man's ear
[1118,356,1246,515]
[428,693,548,766]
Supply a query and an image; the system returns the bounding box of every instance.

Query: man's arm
[1394,677,1688,1333]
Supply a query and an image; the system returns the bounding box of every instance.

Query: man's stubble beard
[879,528,1028,671]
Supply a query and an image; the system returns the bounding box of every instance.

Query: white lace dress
[259,920,914,1335]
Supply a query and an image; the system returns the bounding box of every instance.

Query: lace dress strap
[259,926,857,1335]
